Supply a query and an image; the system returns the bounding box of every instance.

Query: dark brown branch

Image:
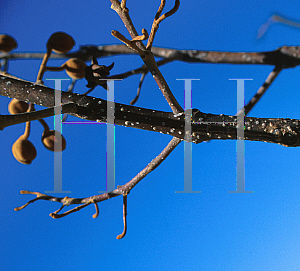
[4,45,300,68]
[1,74,300,147]
[0,103,77,130]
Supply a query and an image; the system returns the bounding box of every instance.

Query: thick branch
[1,74,300,147]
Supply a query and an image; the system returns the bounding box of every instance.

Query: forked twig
[14,137,182,238]
[111,29,147,56]
[147,0,180,50]
[110,0,183,115]
[257,14,300,39]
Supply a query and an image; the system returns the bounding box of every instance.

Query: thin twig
[147,0,180,50]
[257,14,300,39]
[110,0,183,115]
[0,103,77,130]
[118,137,182,193]
[131,72,146,105]
[237,66,282,116]
[14,137,182,238]
[116,195,128,239]
[111,30,146,56]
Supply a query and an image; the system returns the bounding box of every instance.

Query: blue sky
[2,0,300,270]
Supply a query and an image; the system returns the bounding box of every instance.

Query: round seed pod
[42,130,66,152]
[8,99,29,114]
[0,34,17,52]
[12,136,37,165]
[47,32,75,54]
[64,58,87,79]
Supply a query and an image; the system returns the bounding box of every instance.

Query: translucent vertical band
[229,79,253,194]
[176,79,201,193]
[45,79,71,193]
[99,79,122,192]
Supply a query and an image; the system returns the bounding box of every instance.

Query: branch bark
[3,44,300,67]
[1,74,300,147]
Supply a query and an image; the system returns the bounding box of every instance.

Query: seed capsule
[47,32,75,54]
[12,136,37,165]
[12,119,36,165]
[0,34,17,52]
[42,130,66,152]
[8,99,29,114]
[64,58,87,79]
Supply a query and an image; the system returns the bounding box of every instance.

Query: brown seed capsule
[47,32,75,54]
[42,130,66,152]
[8,99,29,114]
[12,105,37,165]
[0,34,17,52]
[64,58,87,79]
[12,136,37,165]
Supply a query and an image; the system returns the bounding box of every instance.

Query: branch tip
[147,0,180,50]
[93,202,99,218]
[116,194,128,239]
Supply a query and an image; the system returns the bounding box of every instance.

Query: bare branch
[111,30,146,56]
[14,136,182,239]
[0,103,77,130]
[2,74,300,147]
[257,14,300,39]
[237,66,282,116]
[4,44,300,67]
[147,0,180,50]
[110,0,183,115]
[130,72,146,105]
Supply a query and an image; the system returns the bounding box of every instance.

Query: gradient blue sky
[2,0,300,270]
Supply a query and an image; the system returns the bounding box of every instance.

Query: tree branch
[110,0,184,115]
[14,137,181,239]
[3,44,300,67]
[1,74,300,147]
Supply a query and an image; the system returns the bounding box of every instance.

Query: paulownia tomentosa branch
[110,0,184,116]
[3,0,300,239]
[14,136,181,239]
[4,44,300,67]
[1,74,300,147]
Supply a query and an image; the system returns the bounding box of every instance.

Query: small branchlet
[116,194,128,239]
[14,190,96,219]
[147,0,180,50]
[111,29,147,56]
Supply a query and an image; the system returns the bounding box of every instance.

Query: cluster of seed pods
[8,99,67,164]
[36,31,87,83]
[2,32,86,164]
